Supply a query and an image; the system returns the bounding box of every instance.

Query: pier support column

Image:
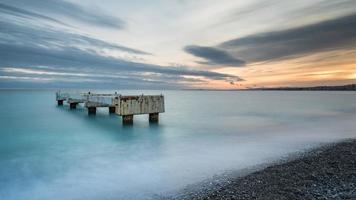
[88,107,96,115]
[109,106,115,114]
[149,113,159,123]
[70,103,77,109]
[57,100,63,106]
[122,115,133,125]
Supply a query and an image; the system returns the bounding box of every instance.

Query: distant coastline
[253,84,356,91]
[185,84,356,91]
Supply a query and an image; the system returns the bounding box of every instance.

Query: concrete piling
[109,106,115,114]
[70,103,77,109]
[149,113,159,123]
[88,107,96,115]
[57,100,63,106]
[122,115,133,125]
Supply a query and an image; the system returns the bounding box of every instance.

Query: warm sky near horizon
[0,0,356,89]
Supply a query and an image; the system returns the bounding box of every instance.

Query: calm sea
[0,90,355,199]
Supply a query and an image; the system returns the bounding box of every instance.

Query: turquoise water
[0,90,356,200]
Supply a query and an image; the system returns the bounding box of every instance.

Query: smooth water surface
[0,90,356,199]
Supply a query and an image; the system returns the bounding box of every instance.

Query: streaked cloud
[0,0,355,89]
[185,13,356,67]
[0,66,214,89]
[0,43,242,81]
[0,0,125,29]
[184,45,245,67]
[0,3,68,26]
[0,7,243,89]
[0,20,148,56]
[219,13,356,63]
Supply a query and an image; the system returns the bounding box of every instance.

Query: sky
[0,0,355,89]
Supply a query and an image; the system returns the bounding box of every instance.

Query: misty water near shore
[0,90,356,200]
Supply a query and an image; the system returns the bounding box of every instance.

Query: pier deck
[56,91,164,124]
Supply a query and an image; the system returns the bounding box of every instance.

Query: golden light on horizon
[211,50,356,89]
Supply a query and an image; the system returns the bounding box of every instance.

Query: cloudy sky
[0,0,356,89]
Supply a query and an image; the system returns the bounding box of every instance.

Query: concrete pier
[84,93,119,115]
[114,95,164,124]
[55,91,164,125]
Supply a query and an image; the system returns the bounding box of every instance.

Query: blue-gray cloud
[0,3,69,26]
[224,0,356,26]
[0,17,243,88]
[0,0,125,29]
[220,13,356,62]
[184,45,246,67]
[0,66,208,89]
[0,20,148,55]
[185,13,356,66]
[0,43,241,82]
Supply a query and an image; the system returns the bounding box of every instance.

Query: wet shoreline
[166,139,356,200]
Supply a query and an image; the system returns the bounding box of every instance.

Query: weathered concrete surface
[115,95,164,116]
[67,98,85,104]
[56,91,86,104]
[85,94,118,108]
